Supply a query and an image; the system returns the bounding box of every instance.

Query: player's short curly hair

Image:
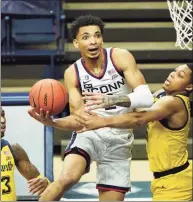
[70,15,105,40]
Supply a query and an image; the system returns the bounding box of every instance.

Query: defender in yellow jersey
[1,108,50,201]
[1,139,16,201]
[76,63,193,200]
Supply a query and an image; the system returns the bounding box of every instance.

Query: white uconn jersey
[75,48,134,136]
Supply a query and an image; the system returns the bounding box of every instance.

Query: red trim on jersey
[81,48,107,79]
[96,186,129,193]
[110,48,124,76]
[101,48,107,77]
[78,148,88,156]
[64,148,90,162]
[74,64,80,88]
[64,149,71,154]
[63,147,91,173]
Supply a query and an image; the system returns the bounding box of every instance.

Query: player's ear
[186,84,193,92]
[73,39,79,49]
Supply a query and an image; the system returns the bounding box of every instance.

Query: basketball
[29,79,68,116]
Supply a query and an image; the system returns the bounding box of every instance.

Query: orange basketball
[29,79,68,116]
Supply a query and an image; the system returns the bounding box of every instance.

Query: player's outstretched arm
[28,65,84,131]
[11,143,50,196]
[77,96,181,131]
[83,48,153,110]
[28,108,83,131]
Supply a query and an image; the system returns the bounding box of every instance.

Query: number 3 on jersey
[1,176,11,194]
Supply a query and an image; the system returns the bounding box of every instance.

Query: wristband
[37,175,51,185]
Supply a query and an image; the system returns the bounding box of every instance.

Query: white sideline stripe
[61,198,152,201]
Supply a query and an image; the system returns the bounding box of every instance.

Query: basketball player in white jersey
[28,15,153,201]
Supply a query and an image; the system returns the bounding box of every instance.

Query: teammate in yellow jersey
[76,63,193,201]
[1,107,50,201]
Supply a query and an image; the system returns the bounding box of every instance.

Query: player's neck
[82,49,104,71]
[165,90,188,96]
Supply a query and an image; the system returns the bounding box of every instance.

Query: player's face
[1,107,6,137]
[163,64,193,94]
[73,25,103,59]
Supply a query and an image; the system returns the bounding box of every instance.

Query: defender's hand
[75,110,106,132]
[28,177,49,196]
[82,92,114,110]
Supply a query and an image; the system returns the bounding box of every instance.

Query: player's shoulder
[64,64,77,87]
[11,143,25,155]
[64,64,76,77]
[111,48,135,66]
[11,143,22,150]
[1,139,10,148]
[111,48,132,57]
[158,95,176,102]
[65,64,76,72]
[1,139,16,159]
[10,143,27,162]
[157,95,184,110]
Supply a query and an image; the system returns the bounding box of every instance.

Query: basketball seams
[50,82,54,115]
[38,83,43,114]
[57,81,67,106]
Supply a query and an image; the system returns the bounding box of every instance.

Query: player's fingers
[85,100,102,107]
[82,92,100,96]
[83,94,102,101]
[27,109,33,117]
[27,178,36,184]
[84,102,94,106]
[30,185,44,195]
[45,111,50,119]
[28,184,37,193]
[93,100,102,105]
[27,108,36,116]
[86,103,103,109]
[39,108,45,117]
[27,110,41,122]
[36,188,44,196]
[75,114,88,123]
[76,117,85,125]
[28,178,41,188]
[29,180,43,193]
[87,104,104,110]
[86,110,97,116]
[28,182,38,191]
[82,96,94,100]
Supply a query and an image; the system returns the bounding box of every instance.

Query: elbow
[128,85,154,109]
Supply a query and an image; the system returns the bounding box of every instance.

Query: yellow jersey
[146,94,191,172]
[1,139,17,201]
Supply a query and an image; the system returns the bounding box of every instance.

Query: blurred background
[1,0,192,200]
